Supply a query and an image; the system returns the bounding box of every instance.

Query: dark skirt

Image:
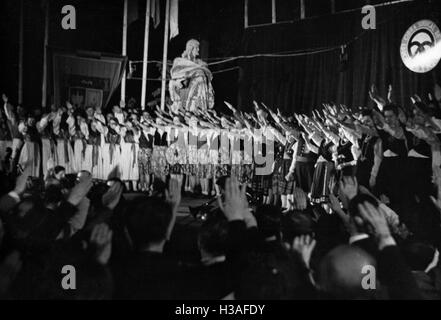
[138,148,152,183]
[310,161,334,204]
[405,156,433,201]
[231,163,254,184]
[294,161,315,193]
[376,157,407,208]
[273,158,294,195]
[252,174,272,196]
[356,159,374,189]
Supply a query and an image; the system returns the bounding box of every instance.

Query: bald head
[316,245,377,299]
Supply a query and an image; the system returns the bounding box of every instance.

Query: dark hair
[9,196,46,243]
[282,211,314,243]
[198,214,229,256]
[54,166,65,175]
[402,241,436,271]
[255,205,282,239]
[44,184,64,205]
[236,245,314,299]
[382,104,399,116]
[347,193,379,218]
[126,197,173,248]
[360,109,373,118]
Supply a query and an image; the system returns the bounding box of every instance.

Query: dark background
[0,0,440,114]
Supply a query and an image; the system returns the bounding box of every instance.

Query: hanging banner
[53,52,126,109]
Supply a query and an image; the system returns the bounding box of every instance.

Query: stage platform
[123,193,211,217]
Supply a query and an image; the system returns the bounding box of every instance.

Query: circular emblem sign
[400,20,441,73]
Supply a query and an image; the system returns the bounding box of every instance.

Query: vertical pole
[42,0,50,109]
[331,0,335,13]
[121,0,128,104]
[160,0,170,111]
[300,0,305,19]
[271,0,276,23]
[141,0,151,109]
[18,0,24,105]
[244,0,248,28]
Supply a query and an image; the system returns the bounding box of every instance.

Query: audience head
[402,241,439,272]
[255,204,282,241]
[315,245,377,299]
[126,197,173,250]
[282,211,314,244]
[53,166,66,181]
[197,214,229,260]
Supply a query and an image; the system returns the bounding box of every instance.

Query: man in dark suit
[179,213,233,299]
[114,180,182,299]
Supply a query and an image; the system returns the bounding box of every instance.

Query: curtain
[239,0,441,114]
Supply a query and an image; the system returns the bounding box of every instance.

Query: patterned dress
[151,129,169,178]
[138,130,153,184]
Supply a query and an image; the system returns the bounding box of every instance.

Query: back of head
[282,211,314,244]
[402,241,437,271]
[316,245,377,299]
[7,196,47,251]
[198,213,229,257]
[126,197,173,249]
[236,244,314,300]
[255,204,282,240]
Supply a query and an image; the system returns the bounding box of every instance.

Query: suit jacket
[114,251,183,299]
[378,245,422,299]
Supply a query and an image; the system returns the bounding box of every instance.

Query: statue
[169,39,215,113]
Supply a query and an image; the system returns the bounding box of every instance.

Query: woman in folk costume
[151,118,169,183]
[241,125,254,185]
[309,134,336,204]
[71,112,88,174]
[224,102,255,187]
[354,109,382,191]
[82,119,101,178]
[101,117,122,180]
[247,107,274,205]
[166,116,187,190]
[263,108,297,209]
[276,128,298,211]
[295,115,334,204]
[216,117,232,179]
[120,118,141,191]
[207,127,220,196]
[137,111,155,192]
[37,112,57,178]
[271,141,285,207]
[184,115,200,193]
[18,116,41,177]
[229,123,247,184]
[53,107,71,173]
[1,94,23,174]
[64,107,78,174]
[197,126,212,196]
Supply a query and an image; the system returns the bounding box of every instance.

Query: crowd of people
[1,84,441,300]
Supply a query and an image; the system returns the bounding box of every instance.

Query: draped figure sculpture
[169,39,215,113]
